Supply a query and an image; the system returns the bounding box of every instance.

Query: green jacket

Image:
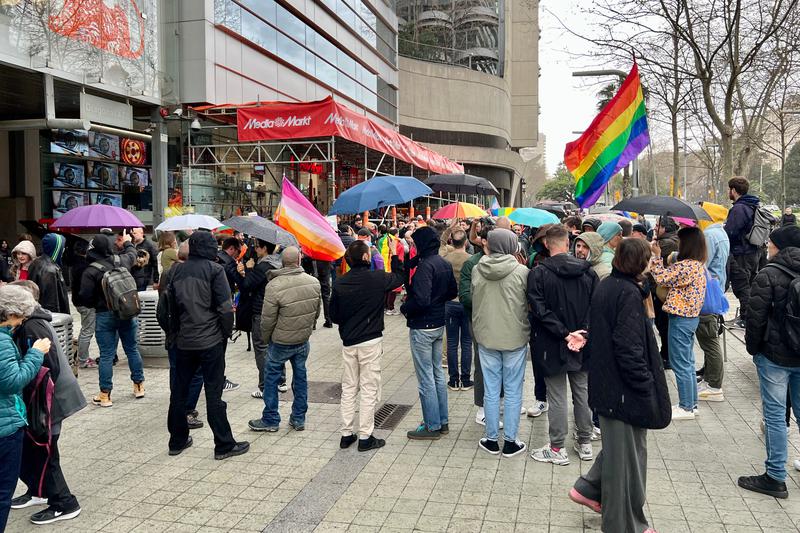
[471,254,531,350]
[261,266,321,345]
[0,326,44,438]
[458,251,484,316]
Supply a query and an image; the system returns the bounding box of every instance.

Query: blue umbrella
[329,176,432,215]
[508,208,559,227]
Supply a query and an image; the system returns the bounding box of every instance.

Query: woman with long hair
[650,226,707,420]
[570,238,670,533]
[158,231,179,275]
[10,241,36,281]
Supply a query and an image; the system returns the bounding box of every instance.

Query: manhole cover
[283,381,342,404]
[374,403,412,430]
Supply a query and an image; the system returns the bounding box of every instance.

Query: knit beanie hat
[42,233,67,266]
[769,225,800,251]
[597,222,622,243]
[582,218,601,231]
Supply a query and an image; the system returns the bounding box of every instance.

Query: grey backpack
[746,205,777,246]
[91,256,141,320]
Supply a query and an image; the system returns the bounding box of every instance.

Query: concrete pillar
[151,110,169,229]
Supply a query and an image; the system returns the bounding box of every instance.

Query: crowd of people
[0,176,799,532]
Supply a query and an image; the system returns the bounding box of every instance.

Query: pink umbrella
[51,204,144,229]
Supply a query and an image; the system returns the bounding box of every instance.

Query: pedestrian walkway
[7,310,800,533]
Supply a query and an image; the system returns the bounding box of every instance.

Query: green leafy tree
[783,142,800,206]
[535,163,576,203]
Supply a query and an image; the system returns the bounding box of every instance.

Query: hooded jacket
[11,240,36,280]
[131,236,159,289]
[78,234,137,312]
[260,265,321,345]
[14,307,86,431]
[746,247,800,367]
[0,327,43,438]
[527,253,598,377]
[28,234,70,314]
[587,271,672,429]
[400,227,457,329]
[725,194,760,256]
[331,256,405,346]
[166,231,234,350]
[472,254,531,350]
[575,232,610,280]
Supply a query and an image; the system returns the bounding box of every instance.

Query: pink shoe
[644,529,658,533]
[568,487,601,513]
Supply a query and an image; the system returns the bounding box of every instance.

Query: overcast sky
[539,0,615,174]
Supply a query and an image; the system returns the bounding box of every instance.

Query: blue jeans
[445,301,472,383]
[168,346,203,413]
[479,344,527,442]
[0,429,23,531]
[95,311,145,392]
[409,327,448,431]
[262,342,309,426]
[668,315,699,410]
[754,354,800,481]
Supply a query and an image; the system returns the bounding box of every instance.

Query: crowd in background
[0,176,799,533]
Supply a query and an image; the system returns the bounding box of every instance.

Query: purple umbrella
[51,205,144,229]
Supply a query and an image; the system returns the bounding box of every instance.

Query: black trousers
[728,253,760,320]
[20,432,79,512]
[168,342,236,454]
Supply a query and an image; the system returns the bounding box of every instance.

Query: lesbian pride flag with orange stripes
[565,63,649,208]
[275,178,345,261]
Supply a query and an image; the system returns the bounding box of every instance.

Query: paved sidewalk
[6,307,800,533]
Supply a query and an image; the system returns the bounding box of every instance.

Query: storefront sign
[237,97,463,175]
[80,93,133,130]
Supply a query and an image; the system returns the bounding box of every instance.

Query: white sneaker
[277,383,288,393]
[672,405,695,421]
[251,390,263,399]
[573,442,593,461]
[591,426,602,441]
[531,444,569,465]
[698,385,724,402]
[526,401,548,418]
[520,405,527,415]
[475,408,503,428]
[794,459,800,472]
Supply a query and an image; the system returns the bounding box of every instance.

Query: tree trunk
[622,166,632,198]
[671,111,681,197]
[720,131,734,199]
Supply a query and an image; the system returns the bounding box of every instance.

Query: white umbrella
[156,214,223,232]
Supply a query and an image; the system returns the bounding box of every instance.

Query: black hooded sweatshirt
[78,234,137,312]
[400,227,457,329]
[166,231,234,350]
[527,253,598,377]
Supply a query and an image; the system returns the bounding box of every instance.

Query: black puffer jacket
[587,271,672,429]
[166,231,234,351]
[78,235,137,312]
[27,256,70,314]
[400,227,457,329]
[527,253,598,377]
[746,247,800,367]
[235,255,280,330]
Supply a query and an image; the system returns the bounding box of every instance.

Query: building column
[151,109,168,228]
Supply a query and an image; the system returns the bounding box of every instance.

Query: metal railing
[398,38,499,75]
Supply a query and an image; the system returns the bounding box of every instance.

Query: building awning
[192,96,464,175]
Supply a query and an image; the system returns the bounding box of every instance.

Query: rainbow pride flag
[275,178,345,261]
[564,63,649,208]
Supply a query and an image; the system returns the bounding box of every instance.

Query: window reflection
[214,0,397,122]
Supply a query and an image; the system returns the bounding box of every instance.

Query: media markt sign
[80,93,133,130]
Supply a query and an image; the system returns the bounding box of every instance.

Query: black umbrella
[611,195,712,221]
[424,174,500,196]
[222,216,298,247]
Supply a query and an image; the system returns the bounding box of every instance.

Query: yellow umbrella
[432,202,487,219]
[699,202,728,230]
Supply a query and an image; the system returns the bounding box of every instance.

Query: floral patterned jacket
[649,257,706,317]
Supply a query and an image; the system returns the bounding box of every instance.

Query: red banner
[236,97,463,175]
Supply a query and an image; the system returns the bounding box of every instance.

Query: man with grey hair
[249,246,321,432]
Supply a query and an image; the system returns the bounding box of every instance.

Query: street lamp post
[572,69,641,197]
[778,109,800,210]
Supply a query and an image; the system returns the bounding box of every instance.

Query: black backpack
[26,366,55,443]
[764,263,800,352]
